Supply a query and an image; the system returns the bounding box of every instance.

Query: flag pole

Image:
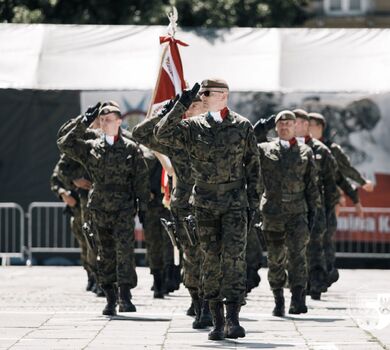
[146,6,178,118]
[146,44,169,118]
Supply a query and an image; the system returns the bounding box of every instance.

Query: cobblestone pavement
[0,266,389,349]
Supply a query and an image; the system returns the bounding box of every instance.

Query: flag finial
[167,6,178,38]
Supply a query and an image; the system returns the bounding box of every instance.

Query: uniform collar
[297,135,312,145]
[279,137,297,149]
[207,107,230,123]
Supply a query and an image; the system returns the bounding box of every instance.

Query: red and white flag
[148,35,188,118]
[148,35,188,208]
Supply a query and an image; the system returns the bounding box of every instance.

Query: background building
[305,0,390,27]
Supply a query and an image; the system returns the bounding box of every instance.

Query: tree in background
[0,0,309,27]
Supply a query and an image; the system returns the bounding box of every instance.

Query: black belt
[195,179,244,192]
[94,184,129,192]
[264,192,304,202]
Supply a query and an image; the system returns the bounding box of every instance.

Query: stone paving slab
[0,266,389,349]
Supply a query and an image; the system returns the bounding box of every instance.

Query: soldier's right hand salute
[82,102,101,125]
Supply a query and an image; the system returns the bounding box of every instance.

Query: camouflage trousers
[79,196,97,276]
[263,213,309,290]
[70,205,89,272]
[91,209,137,288]
[195,207,247,303]
[306,207,328,290]
[143,205,173,270]
[324,207,337,271]
[171,206,202,295]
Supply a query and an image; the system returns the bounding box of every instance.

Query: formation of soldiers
[51,78,374,341]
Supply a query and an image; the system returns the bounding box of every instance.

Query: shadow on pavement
[194,340,295,348]
[109,315,171,322]
[284,316,345,322]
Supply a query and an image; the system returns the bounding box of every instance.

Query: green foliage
[0,0,309,27]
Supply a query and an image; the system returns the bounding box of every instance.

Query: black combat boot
[208,301,225,341]
[163,265,176,294]
[200,300,213,327]
[86,271,94,292]
[309,268,328,296]
[191,298,203,329]
[151,269,164,299]
[327,267,339,287]
[272,289,285,317]
[118,284,136,312]
[224,303,246,339]
[289,286,308,314]
[186,301,195,316]
[246,267,261,294]
[101,284,117,316]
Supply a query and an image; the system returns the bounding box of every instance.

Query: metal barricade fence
[0,203,26,266]
[27,202,146,264]
[3,202,388,264]
[27,202,78,263]
[335,207,390,258]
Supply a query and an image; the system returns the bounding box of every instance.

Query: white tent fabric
[0,24,389,92]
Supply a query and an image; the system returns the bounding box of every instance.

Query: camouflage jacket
[154,102,261,210]
[138,144,165,208]
[303,137,339,209]
[132,108,194,210]
[57,118,149,213]
[327,141,367,186]
[258,140,320,216]
[50,155,75,199]
[336,171,359,204]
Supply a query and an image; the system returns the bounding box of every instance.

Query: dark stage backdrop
[0,89,80,210]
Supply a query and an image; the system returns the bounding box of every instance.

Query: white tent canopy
[0,24,389,92]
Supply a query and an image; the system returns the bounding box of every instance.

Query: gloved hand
[178,83,200,109]
[158,94,180,118]
[83,102,101,125]
[308,210,317,233]
[138,210,146,225]
[253,114,276,143]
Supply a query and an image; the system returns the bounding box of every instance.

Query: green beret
[293,108,309,121]
[201,78,229,90]
[275,110,296,123]
[308,112,326,127]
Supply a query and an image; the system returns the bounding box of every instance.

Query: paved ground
[0,266,389,350]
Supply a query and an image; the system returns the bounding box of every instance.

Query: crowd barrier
[0,202,389,265]
[0,203,25,266]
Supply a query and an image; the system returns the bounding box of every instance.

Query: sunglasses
[199,90,225,97]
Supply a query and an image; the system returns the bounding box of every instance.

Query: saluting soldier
[57,102,149,316]
[132,94,212,329]
[154,79,261,341]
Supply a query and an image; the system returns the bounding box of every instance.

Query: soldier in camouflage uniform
[294,109,339,300]
[309,112,373,287]
[258,110,320,317]
[50,155,90,279]
[154,79,261,341]
[57,103,149,316]
[132,95,212,329]
[140,145,174,299]
[56,111,105,296]
[245,114,279,295]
